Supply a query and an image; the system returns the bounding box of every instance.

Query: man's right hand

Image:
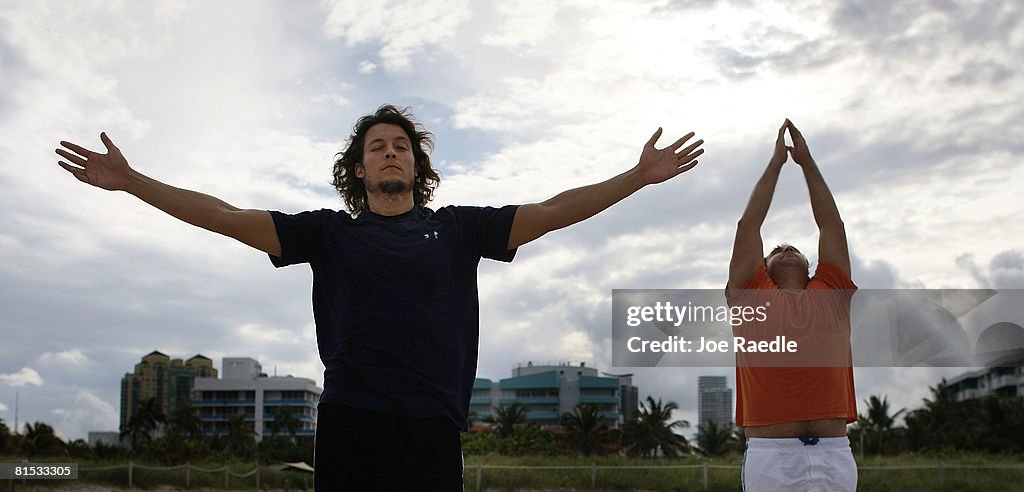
[769,120,789,167]
[56,132,131,191]
[785,120,815,167]
[55,132,282,256]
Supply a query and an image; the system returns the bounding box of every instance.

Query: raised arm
[727,122,789,289]
[56,133,281,256]
[507,128,704,249]
[786,121,851,277]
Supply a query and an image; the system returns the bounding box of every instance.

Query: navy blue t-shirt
[268,204,519,429]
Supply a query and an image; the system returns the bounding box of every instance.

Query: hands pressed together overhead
[770,119,814,167]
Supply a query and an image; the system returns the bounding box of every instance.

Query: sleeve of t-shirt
[267,209,330,267]
[457,205,520,262]
[812,260,858,290]
[739,266,776,290]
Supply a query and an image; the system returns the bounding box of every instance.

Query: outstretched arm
[727,121,788,289]
[507,128,704,249]
[787,121,851,277]
[56,133,281,256]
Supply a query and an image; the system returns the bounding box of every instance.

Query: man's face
[356,123,416,195]
[765,244,809,278]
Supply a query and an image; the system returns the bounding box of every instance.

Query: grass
[3,452,1022,491]
[464,453,1024,491]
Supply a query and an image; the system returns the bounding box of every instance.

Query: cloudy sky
[1,0,1022,441]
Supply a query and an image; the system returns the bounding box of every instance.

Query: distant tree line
[463,396,694,457]
[463,381,1024,459]
[4,382,1022,462]
[0,398,313,465]
[851,380,1024,456]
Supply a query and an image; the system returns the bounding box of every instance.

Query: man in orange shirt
[726,120,858,492]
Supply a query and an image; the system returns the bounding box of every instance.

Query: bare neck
[366,191,415,216]
[771,269,810,289]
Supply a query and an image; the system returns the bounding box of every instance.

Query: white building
[948,365,1023,402]
[471,361,636,429]
[193,358,320,441]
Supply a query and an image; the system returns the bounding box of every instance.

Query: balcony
[263,399,315,406]
[500,396,560,405]
[192,400,255,406]
[578,396,619,405]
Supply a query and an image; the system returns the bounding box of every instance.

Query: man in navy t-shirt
[57,105,704,490]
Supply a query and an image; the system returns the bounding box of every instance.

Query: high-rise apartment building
[697,375,733,429]
[120,351,217,433]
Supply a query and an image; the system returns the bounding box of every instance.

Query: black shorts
[314,402,464,491]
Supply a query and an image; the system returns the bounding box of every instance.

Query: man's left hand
[636,127,704,185]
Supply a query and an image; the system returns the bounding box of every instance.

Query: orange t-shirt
[728,261,858,427]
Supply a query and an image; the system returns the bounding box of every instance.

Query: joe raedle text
[626,335,798,354]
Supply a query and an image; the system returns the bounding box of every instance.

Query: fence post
[591,462,597,489]
[703,462,709,490]
[475,464,482,492]
[128,461,133,489]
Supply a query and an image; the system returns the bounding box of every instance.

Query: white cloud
[52,390,119,438]
[311,92,351,107]
[357,60,377,74]
[39,349,89,366]
[322,0,472,71]
[152,0,187,25]
[480,0,557,49]
[234,323,295,345]
[0,368,44,387]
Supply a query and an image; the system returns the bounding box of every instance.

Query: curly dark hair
[332,104,440,214]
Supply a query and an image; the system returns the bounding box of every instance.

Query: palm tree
[858,395,905,454]
[267,405,302,443]
[66,438,93,459]
[562,404,616,456]
[622,396,690,458]
[164,401,205,462]
[696,420,736,457]
[122,397,166,450]
[22,422,65,457]
[905,380,960,450]
[484,403,529,438]
[167,401,203,439]
[0,418,11,454]
[224,412,256,459]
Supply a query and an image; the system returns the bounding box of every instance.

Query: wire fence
[469,463,735,490]
[74,461,311,490]
[6,460,1019,490]
[468,462,1024,491]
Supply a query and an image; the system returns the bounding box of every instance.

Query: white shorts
[742,436,857,492]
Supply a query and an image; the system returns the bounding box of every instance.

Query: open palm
[636,128,704,185]
[56,132,131,191]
